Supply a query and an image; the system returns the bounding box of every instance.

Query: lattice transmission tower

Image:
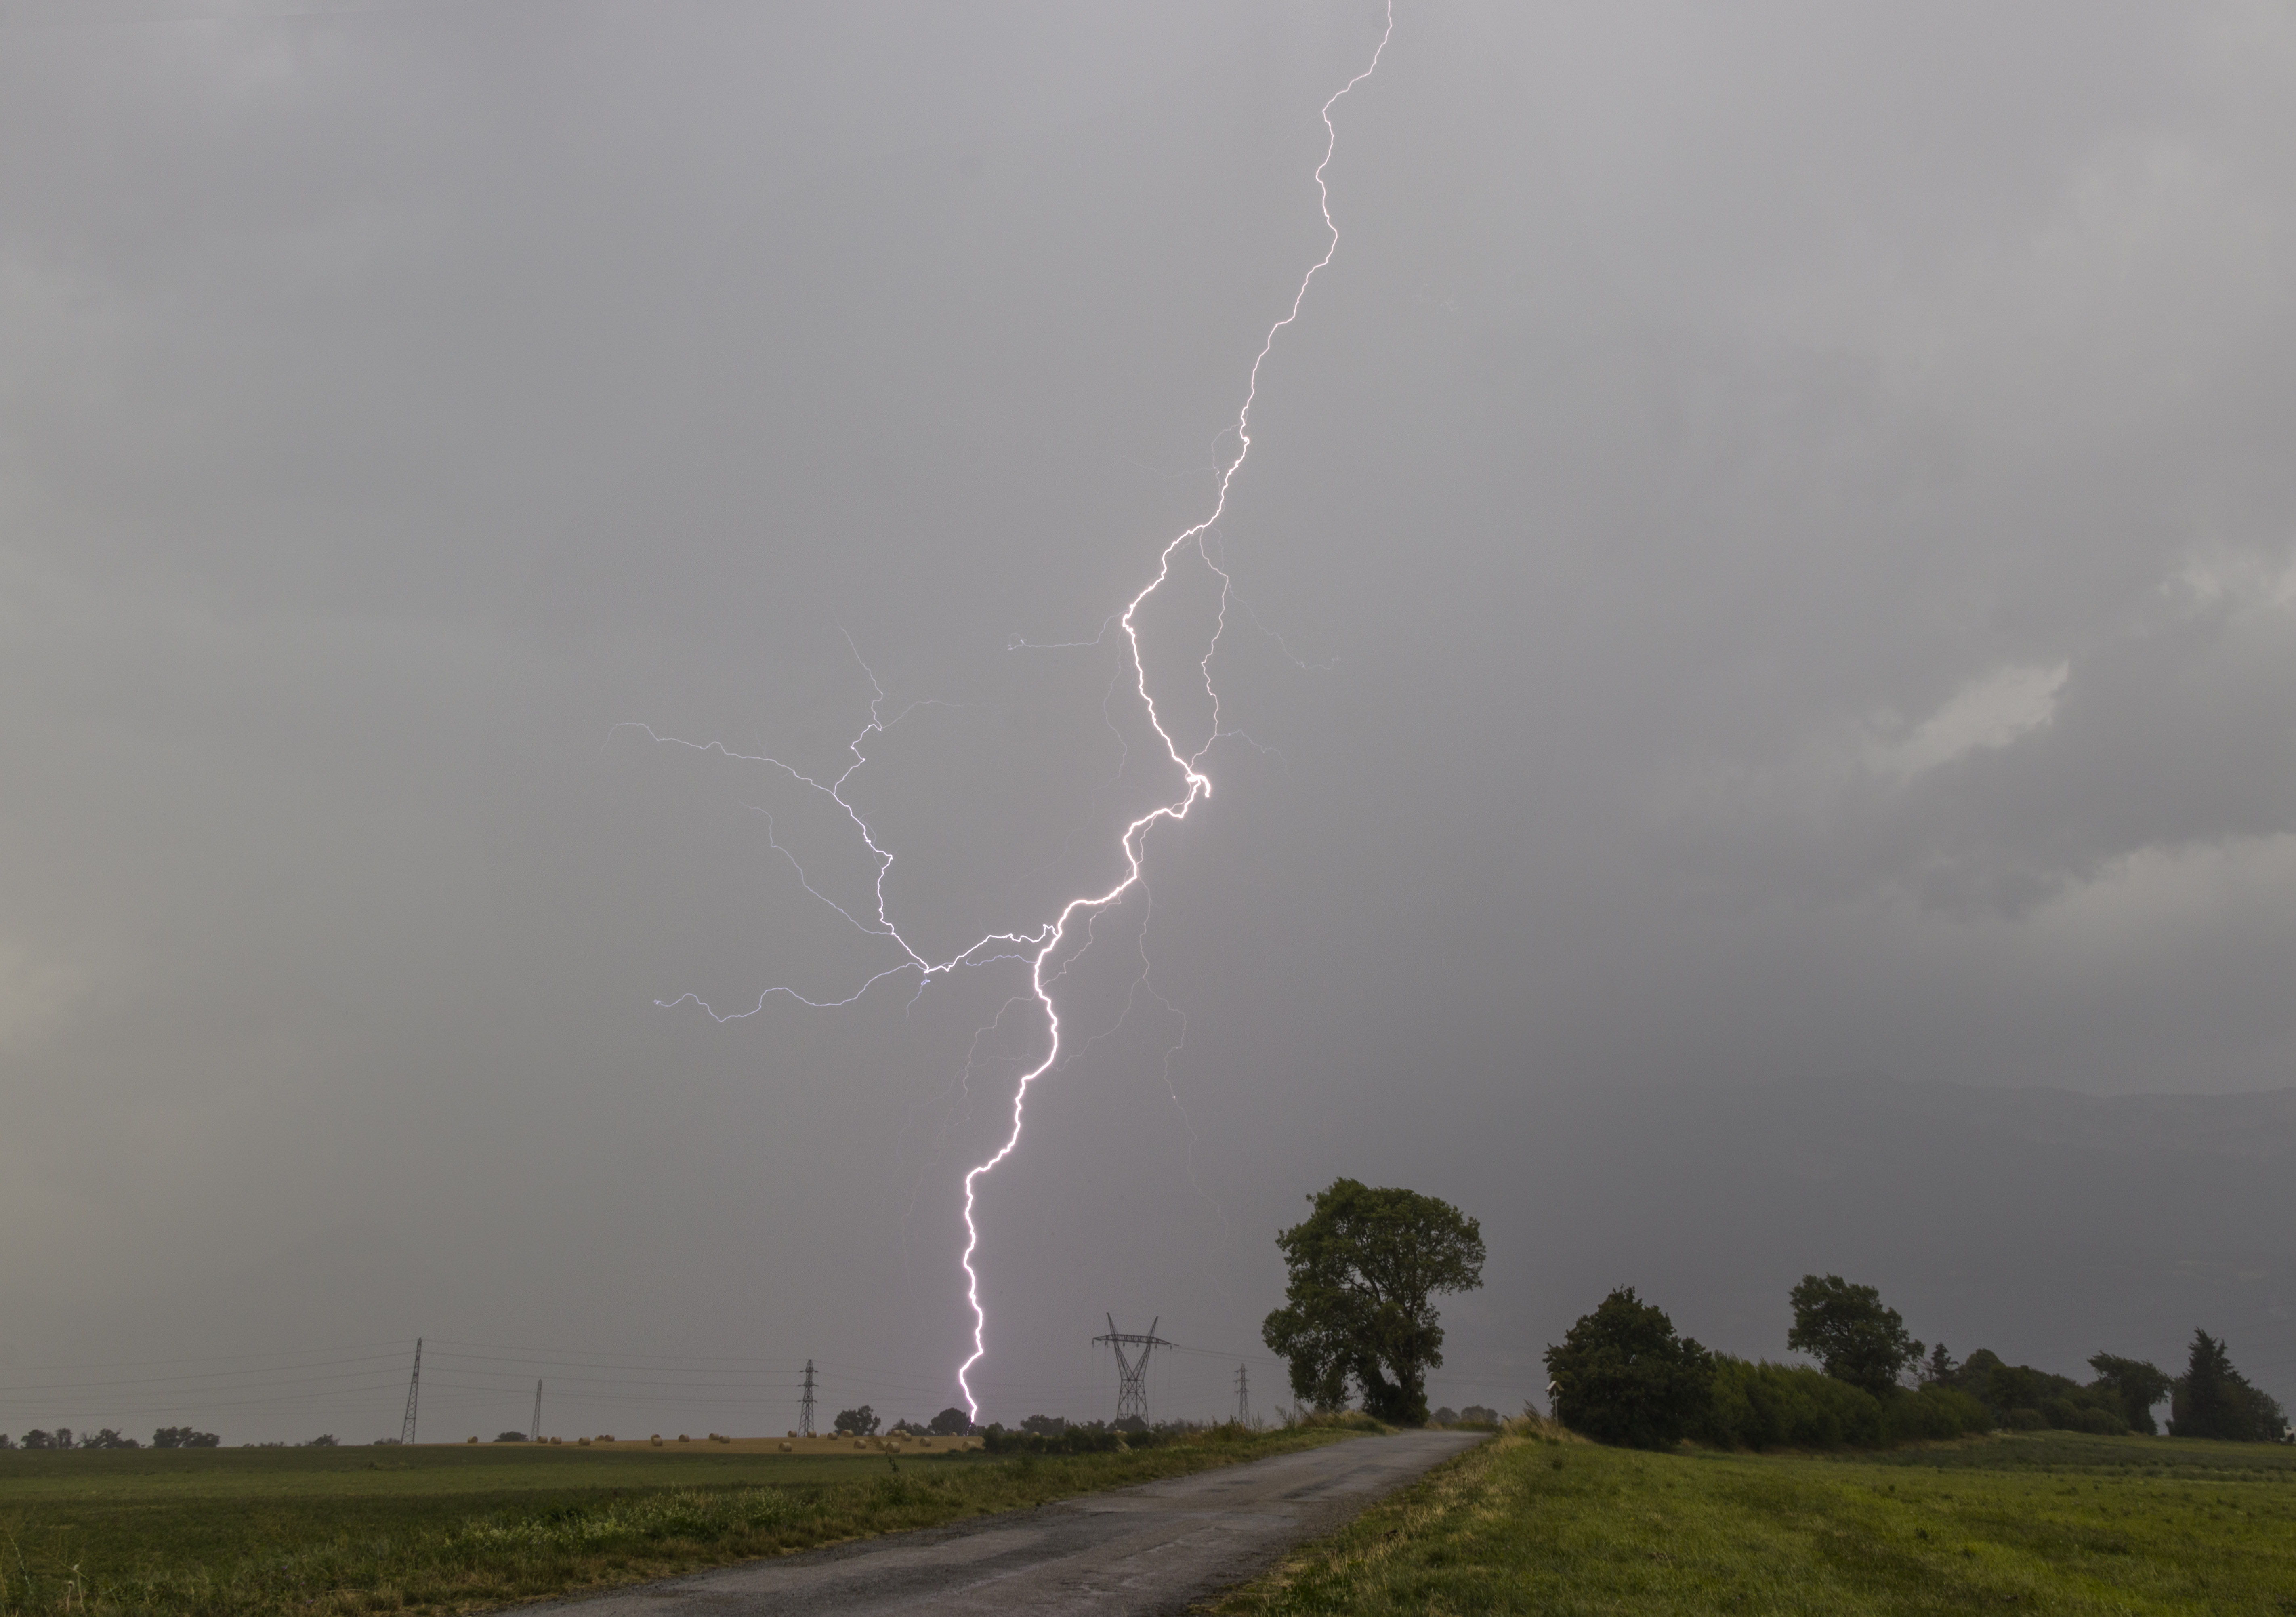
[800,1359,817,1437]
[399,1338,422,1445]
[1092,1315,1173,1424]
[530,1379,543,1442]
[1235,1364,1250,1425]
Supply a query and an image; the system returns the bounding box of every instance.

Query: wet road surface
[526,1429,1483,1616]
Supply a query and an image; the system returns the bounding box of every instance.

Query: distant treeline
[828,1405,975,1439]
[1549,1276,2290,1452]
[1924,1332,2285,1444]
[0,1426,221,1451]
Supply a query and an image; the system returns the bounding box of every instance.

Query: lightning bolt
[954,10,1394,1419]
[636,6,1394,1423]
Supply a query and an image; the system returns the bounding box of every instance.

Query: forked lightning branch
[634,6,1395,1420]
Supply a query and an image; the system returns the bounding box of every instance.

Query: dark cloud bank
[2,1,2292,1439]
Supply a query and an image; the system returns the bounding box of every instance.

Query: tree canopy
[2087,1353,2172,1436]
[1260,1177,1485,1425]
[2170,1331,2286,1442]
[1545,1286,1715,1449]
[1537,1270,2258,1451]
[1786,1274,1923,1396]
[151,1427,221,1449]
[1926,1347,2143,1434]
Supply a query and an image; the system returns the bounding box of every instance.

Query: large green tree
[2169,1331,2286,1442]
[1545,1287,1714,1449]
[1260,1178,1485,1425]
[2087,1353,2172,1436]
[1787,1274,1923,1396]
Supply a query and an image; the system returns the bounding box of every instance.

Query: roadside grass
[0,1424,1346,1616]
[1217,1421,2296,1616]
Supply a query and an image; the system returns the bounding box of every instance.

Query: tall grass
[0,1426,1350,1616]
[1282,1411,1392,1435]
[1220,1421,2296,1616]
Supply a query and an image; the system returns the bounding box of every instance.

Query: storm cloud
[4,1,2293,1438]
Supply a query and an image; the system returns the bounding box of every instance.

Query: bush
[983,1425,1126,1455]
[2088,1354,2171,1434]
[832,1406,880,1437]
[1939,1348,2157,1432]
[1287,1410,1388,1433]
[1547,1288,1715,1449]
[981,1417,1221,1455]
[1882,1386,1994,1443]
[1697,1362,1990,1451]
[2037,1397,2126,1436]
[2170,1331,2287,1442]
[151,1427,221,1449]
[1698,1360,1880,1450]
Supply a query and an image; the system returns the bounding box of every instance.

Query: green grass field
[0,1427,1345,1615]
[1219,1424,2296,1616]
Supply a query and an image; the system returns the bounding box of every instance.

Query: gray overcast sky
[5,1,2295,1441]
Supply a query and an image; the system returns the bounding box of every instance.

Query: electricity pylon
[1235,1364,1250,1425]
[530,1379,542,1442]
[1092,1316,1173,1423]
[800,1359,817,1437]
[399,1338,422,1445]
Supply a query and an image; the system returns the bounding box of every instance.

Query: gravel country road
[525,1429,1484,1616]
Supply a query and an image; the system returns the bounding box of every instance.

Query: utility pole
[1091,1316,1174,1424]
[1235,1364,1250,1425]
[530,1379,543,1442]
[399,1338,422,1445]
[800,1359,817,1437]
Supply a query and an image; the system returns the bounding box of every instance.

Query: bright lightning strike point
[641,6,1394,1426]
